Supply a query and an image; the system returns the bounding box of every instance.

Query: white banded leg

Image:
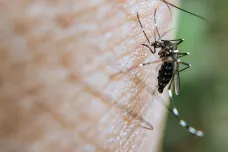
[168,89,204,137]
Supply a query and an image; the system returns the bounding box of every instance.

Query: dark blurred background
[163,0,228,152]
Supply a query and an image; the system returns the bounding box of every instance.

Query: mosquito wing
[173,61,180,95]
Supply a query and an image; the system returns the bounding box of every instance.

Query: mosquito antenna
[158,28,175,41]
[154,24,157,42]
[137,12,151,44]
[162,0,207,22]
[154,9,161,39]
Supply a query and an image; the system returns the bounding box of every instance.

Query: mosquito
[136,9,204,137]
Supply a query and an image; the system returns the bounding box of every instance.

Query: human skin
[0,0,177,152]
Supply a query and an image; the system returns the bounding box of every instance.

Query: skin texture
[0,0,177,152]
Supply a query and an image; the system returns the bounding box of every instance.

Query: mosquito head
[151,40,162,48]
[151,41,157,47]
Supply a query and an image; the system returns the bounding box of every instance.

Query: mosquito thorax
[168,56,174,62]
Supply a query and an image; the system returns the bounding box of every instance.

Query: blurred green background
[163,0,228,152]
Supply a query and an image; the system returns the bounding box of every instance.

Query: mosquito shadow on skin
[115,103,153,130]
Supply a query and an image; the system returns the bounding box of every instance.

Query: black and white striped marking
[169,90,204,137]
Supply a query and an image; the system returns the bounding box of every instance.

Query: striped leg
[168,89,204,137]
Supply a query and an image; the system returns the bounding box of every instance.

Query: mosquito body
[137,9,204,137]
[137,10,190,95]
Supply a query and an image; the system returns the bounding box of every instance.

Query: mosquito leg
[162,0,207,22]
[137,12,151,44]
[163,39,183,42]
[178,52,190,58]
[166,71,203,136]
[163,39,184,45]
[162,0,172,15]
[139,116,153,130]
[110,60,162,78]
[175,39,184,45]
[167,89,204,137]
[139,60,163,67]
[167,79,204,136]
[179,62,191,72]
[123,104,154,130]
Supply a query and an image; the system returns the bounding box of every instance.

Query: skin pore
[0,0,177,151]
